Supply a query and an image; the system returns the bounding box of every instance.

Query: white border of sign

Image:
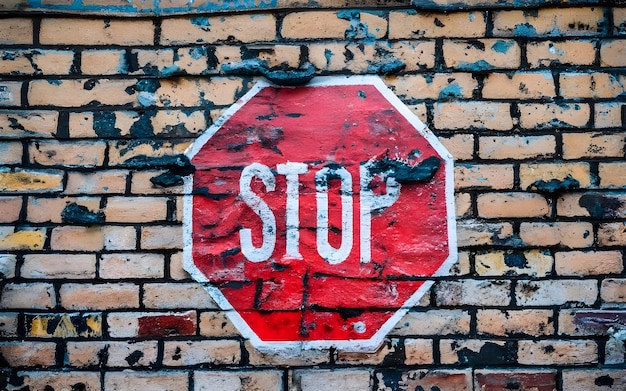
[183,75,457,354]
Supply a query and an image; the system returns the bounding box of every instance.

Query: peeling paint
[527,174,580,193]
[61,202,105,225]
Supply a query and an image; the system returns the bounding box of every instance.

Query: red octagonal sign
[184,76,456,352]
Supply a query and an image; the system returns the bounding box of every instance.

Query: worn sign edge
[183,75,457,354]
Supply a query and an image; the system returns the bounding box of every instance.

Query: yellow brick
[456,192,472,219]
[601,39,626,67]
[175,46,213,75]
[527,40,596,68]
[456,221,513,247]
[68,111,139,138]
[143,283,218,309]
[455,164,514,190]
[389,10,486,38]
[386,73,477,100]
[156,77,245,107]
[81,49,126,75]
[601,279,626,304]
[107,139,191,166]
[434,102,513,130]
[0,81,22,107]
[599,162,626,188]
[520,222,594,248]
[559,73,626,99]
[22,254,97,279]
[520,162,592,190]
[0,111,58,138]
[0,168,63,193]
[131,48,175,75]
[103,226,137,250]
[282,11,385,40]
[64,170,128,195]
[40,18,154,45]
[170,251,190,280]
[51,226,104,251]
[443,39,521,70]
[477,192,550,218]
[29,140,107,167]
[0,227,46,251]
[479,135,556,160]
[557,193,626,218]
[27,196,100,224]
[476,309,554,336]
[104,196,168,223]
[161,14,276,45]
[152,110,207,136]
[141,225,183,249]
[0,197,22,223]
[556,250,624,276]
[563,132,625,159]
[598,222,626,246]
[595,102,623,128]
[28,79,137,107]
[130,170,184,195]
[493,7,606,37]
[60,283,140,310]
[482,71,556,99]
[475,250,553,277]
[100,253,165,279]
[615,7,626,35]
[518,103,590,129]
[0,18,32,44]
[0,50,75,75]
[439,133,474,161]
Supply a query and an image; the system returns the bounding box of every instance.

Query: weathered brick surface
[0,2,623,390]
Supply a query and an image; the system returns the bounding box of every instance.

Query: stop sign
[183,76,456,352]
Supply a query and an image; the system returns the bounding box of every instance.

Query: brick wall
[0,1,625,390]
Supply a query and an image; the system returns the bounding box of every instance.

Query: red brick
[475,370,557,391]
[107,310,196,338]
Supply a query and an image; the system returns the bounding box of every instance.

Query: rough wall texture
[0,1,625,390]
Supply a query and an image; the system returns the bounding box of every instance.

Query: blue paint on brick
[439,83,463,99]
[191,17,210,27]
[457,59,493,71]
[491,40,514,54]
[188,47,207,60]
[513,23,538,36]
